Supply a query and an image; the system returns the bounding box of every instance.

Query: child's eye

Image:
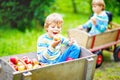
[57,26,61,29]
[51,26,55,28]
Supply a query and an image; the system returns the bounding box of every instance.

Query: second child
[78,0,109,35]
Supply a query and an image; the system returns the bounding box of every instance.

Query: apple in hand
[10,56,18,65]
[54,35,61,41]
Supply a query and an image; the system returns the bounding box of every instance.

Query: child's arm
[96,22,108,32]
[61,36,77,46]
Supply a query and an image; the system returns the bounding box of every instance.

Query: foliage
[52,0,91,14]
[0,0,55,31]
[105,0,120,15]
[53,0,120,16]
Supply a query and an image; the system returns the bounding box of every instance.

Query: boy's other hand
[77,25,83,30]
[68,37,75,46]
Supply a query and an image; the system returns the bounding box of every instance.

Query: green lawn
[94,51,120,80]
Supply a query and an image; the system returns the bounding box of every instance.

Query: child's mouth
[53,32,58,35]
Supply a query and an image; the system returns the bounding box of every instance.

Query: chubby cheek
[92,8,96,12]
[48,31,55,38]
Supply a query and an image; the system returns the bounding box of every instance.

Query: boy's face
[46,23,62,38]
[92,4,103,14]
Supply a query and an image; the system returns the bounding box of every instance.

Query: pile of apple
[9,56,41,71]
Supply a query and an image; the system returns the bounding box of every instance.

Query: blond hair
[44,13,63,31]
[92,0,105,10]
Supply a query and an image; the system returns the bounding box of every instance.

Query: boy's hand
[77,25,83,30]
[51,35,61,48]
[91,17,96,26]
[54,35,61,41]
[68,37,75,46]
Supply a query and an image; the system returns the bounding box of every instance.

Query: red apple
[9,61,18,71]
[13,65,18,71]
[22,56,32,64]
[10,56,18,65]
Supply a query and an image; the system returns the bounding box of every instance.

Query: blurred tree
[71,0,91,14]
[104,0,120,15]
[70,0,120,16]
[71,0,77,13]
[0,0,55,31]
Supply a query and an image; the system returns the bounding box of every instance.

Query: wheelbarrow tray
[0,47,97,80]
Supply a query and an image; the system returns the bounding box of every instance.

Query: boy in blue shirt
[78,0,108,35]
[37,13,80,64]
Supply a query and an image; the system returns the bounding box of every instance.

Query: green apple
[18,65,25,71]
[27,64,33,69]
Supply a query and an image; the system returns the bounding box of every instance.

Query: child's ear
[101,5,104,10]
[45,28,48,32]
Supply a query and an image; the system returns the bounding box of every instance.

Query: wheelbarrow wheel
[113,46,120,62]
[94,50,103,68]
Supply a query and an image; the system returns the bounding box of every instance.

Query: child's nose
[54,26,59,29]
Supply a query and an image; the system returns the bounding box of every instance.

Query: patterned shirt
[82,11,109,35]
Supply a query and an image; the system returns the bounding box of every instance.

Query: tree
[71,0,78,13]
[104,0,120,15]
[0,0,55,31]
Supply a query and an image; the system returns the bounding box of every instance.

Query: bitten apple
[54,35,61,41]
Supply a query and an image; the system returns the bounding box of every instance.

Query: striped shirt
[37,34,69,64]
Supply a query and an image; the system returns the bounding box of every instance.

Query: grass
[93,51,120,80]
[94,62,120,80]
[0,27,42,56]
